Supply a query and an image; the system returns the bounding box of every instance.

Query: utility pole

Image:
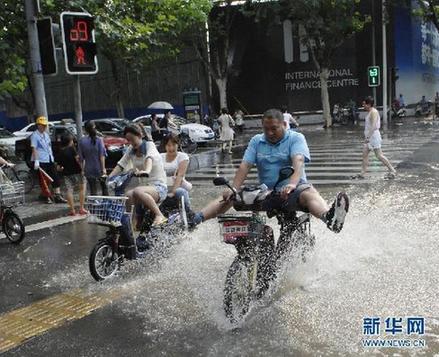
[382,0,388,126]
[371,0,377,105]
[25,0,48,118]
[73,76,83,138]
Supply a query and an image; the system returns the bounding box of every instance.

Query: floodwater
[4,122,439,356]
[38,170,439,356]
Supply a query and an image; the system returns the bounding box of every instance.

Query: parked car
[86,119,125,137]
[15,123,128,171]
[13,121,60,138]
[0,128,24,158]
[180,123,215,143]
[133,115,214,143]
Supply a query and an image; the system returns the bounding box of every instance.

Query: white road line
[0,215,86,240]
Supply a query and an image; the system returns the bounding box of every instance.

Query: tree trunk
[320,68,332,127]
[110,59,125,118]
[115,94,125,118]
[215,77,228,110]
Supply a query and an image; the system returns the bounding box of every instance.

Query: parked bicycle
[0,165,26,244]
[214,167,315,323]
[0,148,34,194]
[86,170,188,281]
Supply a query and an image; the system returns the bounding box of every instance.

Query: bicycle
[0,168,26,244]
[86,171,188,281]
[0,152,35,194]
[214,167,315,324]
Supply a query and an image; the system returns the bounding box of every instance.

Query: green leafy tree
[51,0,211,117]
[0,2,35,119]
[247,0,369,127]
[412,0,439,30]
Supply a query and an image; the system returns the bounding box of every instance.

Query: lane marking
[0,216,86,241]
[0,289,120,353]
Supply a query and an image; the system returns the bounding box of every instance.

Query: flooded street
[2,123,439,356]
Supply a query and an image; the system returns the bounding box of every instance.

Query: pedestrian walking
[352,97,396,180]
[281,106,299,130]
[218,108,235,154]
[30,116,66,204]
[150,113,161,141]
[234,109,244,134]
[57,134,87,216]
[79,121,108,196]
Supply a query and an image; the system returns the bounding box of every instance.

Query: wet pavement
[1,118,439,356]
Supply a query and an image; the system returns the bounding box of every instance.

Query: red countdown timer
[61,12,98,75]
[69,20,89,42]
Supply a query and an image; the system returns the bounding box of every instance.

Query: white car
[133,115,214,143]
[179,123,214,143]
[13,121,60,138]
[0,128,25,157]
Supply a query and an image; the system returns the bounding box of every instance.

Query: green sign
[368,66,380,87]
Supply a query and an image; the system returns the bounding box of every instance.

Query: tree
[188,1,251,111]
[413,0,439,31]
[0,1,35,120]
[247,0,369,127]
[48,0,211,117]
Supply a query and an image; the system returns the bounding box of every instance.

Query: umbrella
[147,101,174,110]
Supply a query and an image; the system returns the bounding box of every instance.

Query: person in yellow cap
[31,116,67,204]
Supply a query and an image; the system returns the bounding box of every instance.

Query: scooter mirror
[213,177,229,186]
[278,166,294,182]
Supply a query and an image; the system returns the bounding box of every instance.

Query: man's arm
[221,161,251,201]
[232,161,252,189]
[280,154,304,200]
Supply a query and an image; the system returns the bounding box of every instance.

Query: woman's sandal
[384,172,396,180]
[151,217,168,228]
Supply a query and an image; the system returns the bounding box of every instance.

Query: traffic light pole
[382,0,388,126]
[25,0,48,119]
[73,76,83,138]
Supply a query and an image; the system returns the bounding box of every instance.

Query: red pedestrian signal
[60,12,98,75]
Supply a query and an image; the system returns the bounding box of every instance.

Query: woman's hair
[221,108,228,115]
[162,132,180,147]
[85,120,97,145]
[61,133,74,147]
[364,96,374,106]
[123,123,143,138]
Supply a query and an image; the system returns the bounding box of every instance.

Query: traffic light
[37,17,57,75]
[391,67,399,83]
[60,12,98,75]
[367,66,380,87]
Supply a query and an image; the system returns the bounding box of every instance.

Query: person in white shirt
[109,124,168,226]
[281,106,299,130]
[160,133,192,211]
[218,108,235,154]
[352,97,396,180]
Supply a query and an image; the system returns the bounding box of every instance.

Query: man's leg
[298,186,329,218]
[373,148,396,173]
[189,197,232,226]
[361,144,370,176]
[298,187,349,233]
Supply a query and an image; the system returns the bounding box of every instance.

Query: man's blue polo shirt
[242,130,310,189]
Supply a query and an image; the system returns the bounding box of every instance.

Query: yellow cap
[36,116,48,126]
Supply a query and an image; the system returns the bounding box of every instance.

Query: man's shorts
[261,183,313,214]
[367,132,382,150]
[63,174,84,192]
